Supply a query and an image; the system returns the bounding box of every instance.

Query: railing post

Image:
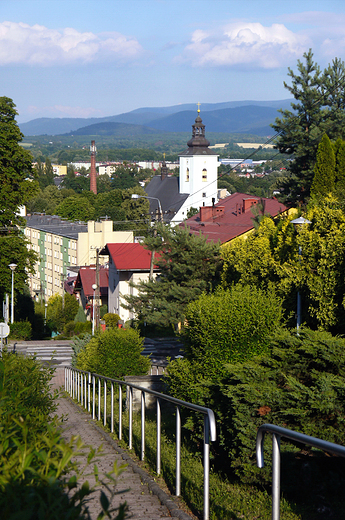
[157,397,161,475]
[98,377,101,421]
[272,433,281,520]
[92,374,95,419]
[176,405,181,496]
[129,386,133,450]
[111,382,114,433]
[203,414,210,520]
[141,390,145,461]
[119,384,122,440]
[88,372,91,412]
[104,380,107,427]
[77,372,80,402]
[84,373,87,409]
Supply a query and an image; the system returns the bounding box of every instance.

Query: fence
[256,423,345,520]
[65,366,216,520]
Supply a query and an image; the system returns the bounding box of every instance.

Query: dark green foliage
[76,328,150,378]
[74,306,87,323]
[100,305,108,319]
[9,320,32,340]
[71,333,92,367]
[0,97,38,227]
[310,134,335,196]
[123,225,222,328]
[63,320,91,337]
[215,328,345,484]
[0,352,128,519]
[272,51,345,203]
[333,137,345,192]
[183,285,282,377]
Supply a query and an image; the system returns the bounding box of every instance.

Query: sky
[1,0,345,122]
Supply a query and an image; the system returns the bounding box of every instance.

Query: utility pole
[95,248,100,330]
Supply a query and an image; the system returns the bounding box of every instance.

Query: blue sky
[1,0,344,122]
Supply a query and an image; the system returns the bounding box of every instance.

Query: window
[202,168,207,181]
[202,192,206,197]
[186,167,189,182]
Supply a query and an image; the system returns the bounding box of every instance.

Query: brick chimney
[242,198,258,213]
[200,205,225,222]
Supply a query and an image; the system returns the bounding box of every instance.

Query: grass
[72,381,301,520]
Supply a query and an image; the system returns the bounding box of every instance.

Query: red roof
[182,192,288,244]
[104,243,157,271]
[74,266,109,297]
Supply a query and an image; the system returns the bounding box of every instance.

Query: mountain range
[19,99,293,137]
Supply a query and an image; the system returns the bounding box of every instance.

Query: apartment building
[24,215,133,300]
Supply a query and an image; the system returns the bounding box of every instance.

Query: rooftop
[100,243,159,271]
[25,214,88,239]
[182,192,288,244]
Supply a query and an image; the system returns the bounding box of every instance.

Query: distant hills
[19,99,293,137]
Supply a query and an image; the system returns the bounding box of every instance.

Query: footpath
[51,367,193,520]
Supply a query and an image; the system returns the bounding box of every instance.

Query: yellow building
[24,215,133,300]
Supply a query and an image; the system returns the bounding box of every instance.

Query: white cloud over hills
[0,22,143,65]
[177,22,310,68]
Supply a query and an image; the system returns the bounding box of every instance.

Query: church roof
[179,111,217,156]
[145,176,189,222]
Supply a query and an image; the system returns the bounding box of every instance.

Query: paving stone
[51,367,191,520]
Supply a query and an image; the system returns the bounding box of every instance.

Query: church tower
[179,105,219,211]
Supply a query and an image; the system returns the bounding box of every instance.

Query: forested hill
[19,99,292,137]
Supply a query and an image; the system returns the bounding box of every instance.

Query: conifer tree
[310,134,335,197]
[333,138,345,191]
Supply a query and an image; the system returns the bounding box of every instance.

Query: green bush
[9,320,32,340]
[103,313,121,328]
[76,328,150,378]
[215,328,345,485]
[183,284,282,378]
[0,351,127,519]
[100,305,108,319]
[71,333,92,367]
[63,320,92,337]
[74,306,87,323]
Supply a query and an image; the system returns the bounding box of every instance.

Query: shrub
[215,328,345,484]
[103,313,121,328]
[74,306,87,323]
[76,328,150,378]
[0,351,127,519]
[100,304,108,319]
[63,320,92,337]
[183,284,282,378]
[71,333,92,367]
[9,320,32,340]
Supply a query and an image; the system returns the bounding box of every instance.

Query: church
[145,106,220,224]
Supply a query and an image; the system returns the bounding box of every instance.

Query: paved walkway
[51,368,193,520]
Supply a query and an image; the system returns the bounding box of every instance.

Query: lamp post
[291,216,311,332]
[92,283,97,335]
[8,264,17,324]
[131,194,163,223]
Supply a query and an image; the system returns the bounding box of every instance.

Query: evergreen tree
[123,225,222,328]
[322,57,345,138]
[272,50,325,204]
[333,138,345,191]
[310,134,335,197]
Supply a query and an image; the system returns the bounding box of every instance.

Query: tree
[310,134,335,197]
[333,138,345,192]
[272,50,325,203]
[123,225,222,328]
[0,97,38,227]
[56,194,95,221]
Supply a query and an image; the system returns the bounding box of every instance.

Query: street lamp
[8,263,17,324]
[92,283,97,335]
[131,194,163,222]
[291,216,311,332]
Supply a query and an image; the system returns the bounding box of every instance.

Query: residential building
[100,243,159,323]
[73,266,109,316]
[24,215,133,300]
[181,192,289,244]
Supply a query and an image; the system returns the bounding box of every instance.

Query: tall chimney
[90,140,97,195]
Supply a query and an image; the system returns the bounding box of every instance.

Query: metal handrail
[65,366,216,520]
[256,423,345,520]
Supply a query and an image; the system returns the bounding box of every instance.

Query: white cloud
[177,22,310,69]
[0,22,143,66]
